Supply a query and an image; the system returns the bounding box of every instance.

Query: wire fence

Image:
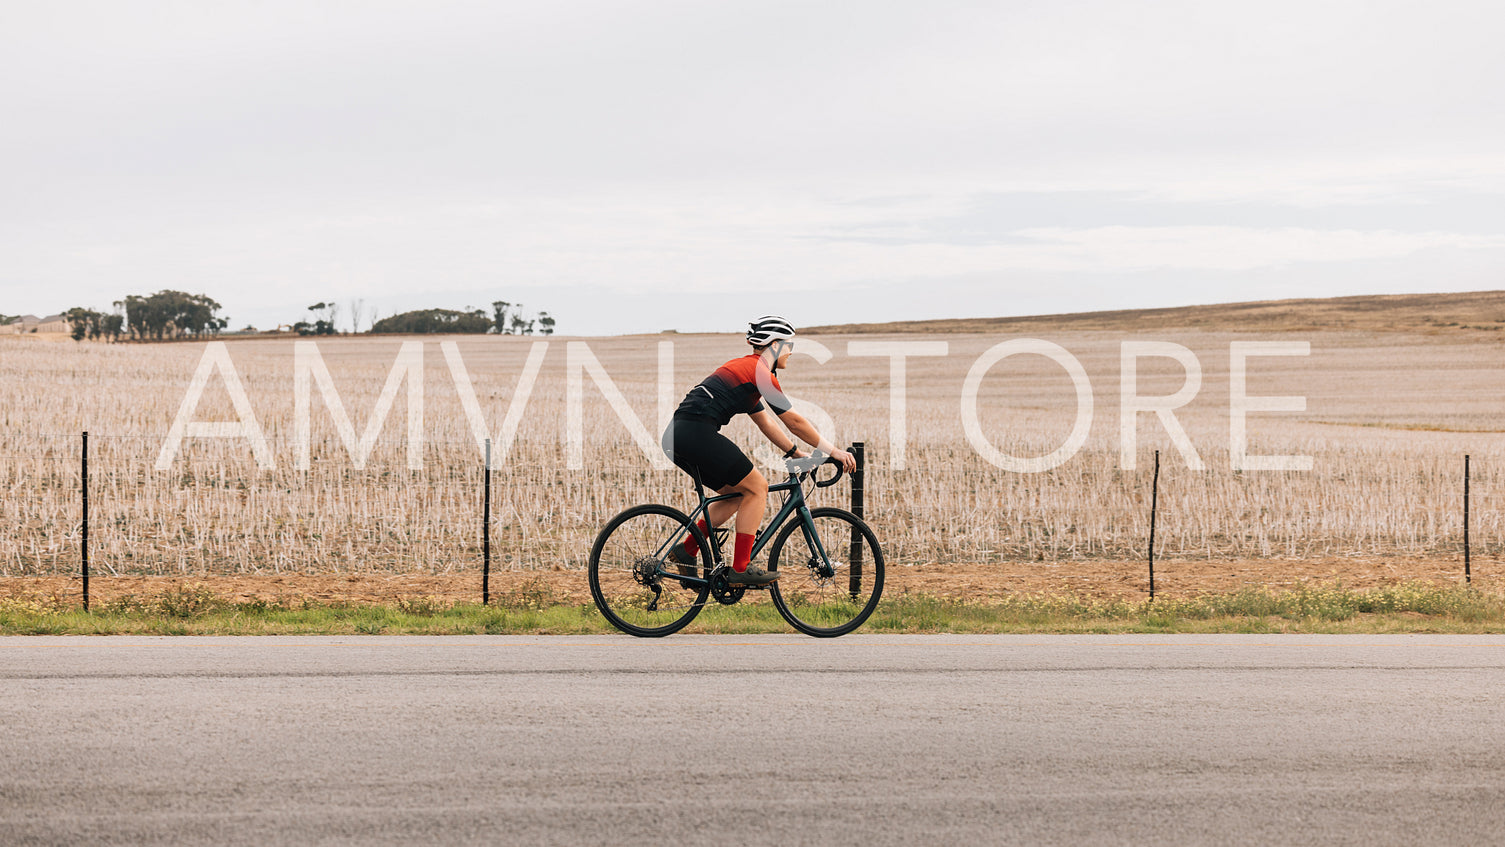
[1,432,1500,602]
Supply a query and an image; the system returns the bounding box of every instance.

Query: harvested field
[5,292,1505,589]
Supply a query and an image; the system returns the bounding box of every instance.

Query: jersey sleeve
[760,372,793,416]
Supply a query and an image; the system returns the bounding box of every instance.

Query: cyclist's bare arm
[751,408,856,472]
[748,408,794,453]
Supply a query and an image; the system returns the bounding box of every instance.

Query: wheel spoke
[769,508,883,637]
[589,505,710,637]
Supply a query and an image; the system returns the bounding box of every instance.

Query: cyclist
[660,315,857,586]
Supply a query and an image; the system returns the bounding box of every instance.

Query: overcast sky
[4,0,1504,335]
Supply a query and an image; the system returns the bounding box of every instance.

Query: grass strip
[2,582,1504,635]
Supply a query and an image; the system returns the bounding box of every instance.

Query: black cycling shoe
[667,545,699,584]
[726,566,779,586]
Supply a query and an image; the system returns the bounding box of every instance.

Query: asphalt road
[3,634,1504,846]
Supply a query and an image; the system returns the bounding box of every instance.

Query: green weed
[500,576,558,611]
[395,595,451,617]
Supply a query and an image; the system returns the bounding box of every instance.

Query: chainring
[708,567,746,605]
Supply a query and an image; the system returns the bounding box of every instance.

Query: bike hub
[632,556,661,587]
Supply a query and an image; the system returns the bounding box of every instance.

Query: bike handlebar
[784,453,845,488]
[813,457,844,488]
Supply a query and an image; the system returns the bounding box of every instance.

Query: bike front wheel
[768,507,884,637]
[589,504,711,637]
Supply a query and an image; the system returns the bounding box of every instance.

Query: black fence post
[1148,450,1159,600]
[850,442,865,521]
[849,442,865,600]
[483,438,492,606]
[81,431,90,613]
[1464,454,1471,585]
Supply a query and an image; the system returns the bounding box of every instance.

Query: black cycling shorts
[661,416,754,491]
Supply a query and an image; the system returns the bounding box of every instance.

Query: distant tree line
[368,301,555,335]
[65,307,126,342]
[370,308,493,334]
[65,290,227,342]
[59,291,557,341]
[489,301,555,335]
[293,302,340,336]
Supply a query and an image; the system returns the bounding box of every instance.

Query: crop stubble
[2,321,1503,598]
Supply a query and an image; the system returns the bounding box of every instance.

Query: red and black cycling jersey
[672,354,793,428]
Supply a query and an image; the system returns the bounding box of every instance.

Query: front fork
[794,507,837,579]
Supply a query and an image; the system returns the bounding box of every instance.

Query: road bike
[588,454,884,637]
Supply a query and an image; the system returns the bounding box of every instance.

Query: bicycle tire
[588,503,712,637]
[768,507,884,637]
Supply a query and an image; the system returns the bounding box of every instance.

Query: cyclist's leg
[704,490,741,527]
[685,475,761,567]
[678,493,739,563]
[663,418,729,557]
[726,469,767,538]
[666,422,760,559]
[725,468,767,572]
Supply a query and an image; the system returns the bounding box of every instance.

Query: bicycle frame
[657,474,831,591]
[589,454,881,637]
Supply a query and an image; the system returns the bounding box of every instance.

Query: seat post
[690,466,707,505]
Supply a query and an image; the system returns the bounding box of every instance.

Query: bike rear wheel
[589,504,711,637]
[768,507,884,637]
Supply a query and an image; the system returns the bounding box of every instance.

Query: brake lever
[783,451,830,476]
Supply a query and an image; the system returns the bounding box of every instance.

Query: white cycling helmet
[746,315,796,347]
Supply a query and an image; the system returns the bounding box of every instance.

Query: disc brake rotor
[808,556,837,583]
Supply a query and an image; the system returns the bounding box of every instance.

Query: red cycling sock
[732,532,755,573]
[682,519,710,556]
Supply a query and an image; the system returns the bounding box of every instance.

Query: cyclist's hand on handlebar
[830,448,856,473]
